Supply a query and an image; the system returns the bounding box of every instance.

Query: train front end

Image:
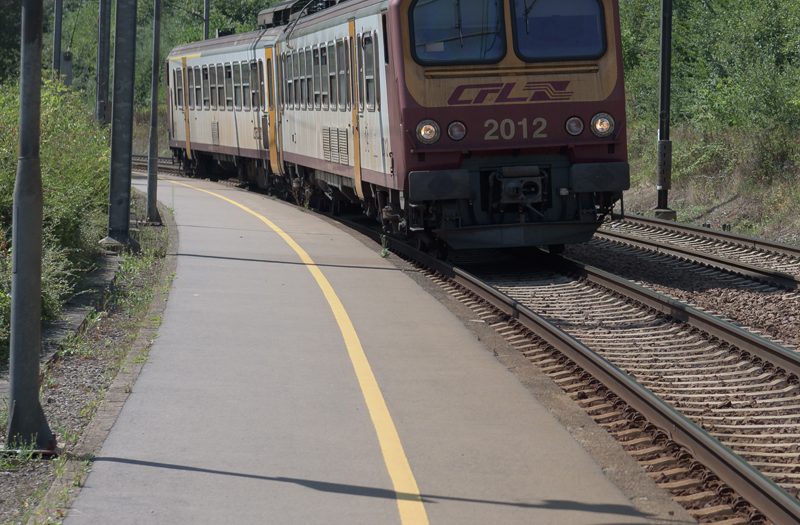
[389,0,628,249]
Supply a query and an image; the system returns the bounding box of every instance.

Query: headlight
[447,121,467,141]
[416,120,440,144]
[565,117,584,136]
[590,113,615,138]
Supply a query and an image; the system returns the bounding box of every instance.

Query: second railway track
[347,222,800,523]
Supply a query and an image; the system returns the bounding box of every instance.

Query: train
[166,0,629,252]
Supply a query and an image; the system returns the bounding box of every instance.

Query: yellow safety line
[170,180,429,525]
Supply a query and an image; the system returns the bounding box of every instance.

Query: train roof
[167,27,283,60]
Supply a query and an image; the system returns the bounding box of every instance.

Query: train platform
[64,174,692,524]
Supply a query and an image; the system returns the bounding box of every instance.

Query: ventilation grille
[322,127,349,165]
[211,122,220,146]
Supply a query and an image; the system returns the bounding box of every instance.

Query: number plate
[484,118,548,141]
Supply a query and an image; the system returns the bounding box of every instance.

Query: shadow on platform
[88,456,688,523]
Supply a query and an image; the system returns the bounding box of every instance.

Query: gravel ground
[0,215,170,524]
[566,240,800,350]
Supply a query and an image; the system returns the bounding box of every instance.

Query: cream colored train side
[167,0,392,209]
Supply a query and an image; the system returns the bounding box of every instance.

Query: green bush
[621,0,800,189]
[0,80,109,366]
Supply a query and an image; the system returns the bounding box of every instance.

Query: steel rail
[613,213,800,259]
[453,258,800,524]
[596,229,799,290]
[340,222,800,522]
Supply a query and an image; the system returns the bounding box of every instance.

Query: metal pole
[146,0,161,223]
[52,0,62,75]
[102,0,137,246]
[655,0,676,220]
[7,0,55,451]
[203,0,210,40]
[95,0,111,123]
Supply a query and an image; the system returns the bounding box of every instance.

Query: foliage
[0,0,21,82]
[0,80,109,365]
[621,0,800,186]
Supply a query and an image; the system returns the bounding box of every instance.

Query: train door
[348,19,364,199]
[265,46,283,175]
[179,57,193,160]
[355,26,386,186]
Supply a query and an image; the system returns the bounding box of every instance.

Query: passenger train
[167,0,629,251]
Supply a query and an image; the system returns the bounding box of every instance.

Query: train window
[356,34,364,112]
[382,14,389,64]
[266,58,274,111]
[233,62,242,110]
[242,63,251,110]
[217,64,225,108]
[511,0,606,61]
[364,34,376,111]
[202,66,210,109]
[305,49,313,107]
[209,66,217,110]
[336,39,347,110]
[175,69,183,108]
[320,46,329,110]
[286,53,294,107]
[299,50,307,110]
[187,67,195,108]
[225,64,234,110]
[374,31,381,109]
[293,52,300,109]
[250,61,259,111]
[194,67,202,109]
[409,0,505,65]
[313,47,321,109]
[259,60,266,110]
[345,38,352,110]
[327,43,336,111]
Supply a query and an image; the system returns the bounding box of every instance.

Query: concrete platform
[65,176,691,524]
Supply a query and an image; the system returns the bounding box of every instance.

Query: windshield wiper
[456,0,464,47]
[523,0,540,33]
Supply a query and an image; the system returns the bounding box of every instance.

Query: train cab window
[233,62,242,109]
[216,64,225,108]
[242,63,251,110]
[320,46,329,109]
[364,34,376,111]
[202,66,210,109]
[224,64,234,109]
[305,49,313,107]
[194,67,202,109]
[327,43,337,111]
[409,0,505,65]
[511,0,606,61]
[175,69,183,109]
[313,47,321,109]
[209,66,217,110]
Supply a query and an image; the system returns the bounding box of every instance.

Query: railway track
[599,215,800,290]
[130,155,182,175]
[337,221,800,523]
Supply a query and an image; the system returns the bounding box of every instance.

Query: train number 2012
[484,118,548,141]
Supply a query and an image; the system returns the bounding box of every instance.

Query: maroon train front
[168,0,628,251]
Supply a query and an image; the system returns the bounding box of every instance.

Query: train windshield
[410,0,505,65]
[512,0,606,61]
